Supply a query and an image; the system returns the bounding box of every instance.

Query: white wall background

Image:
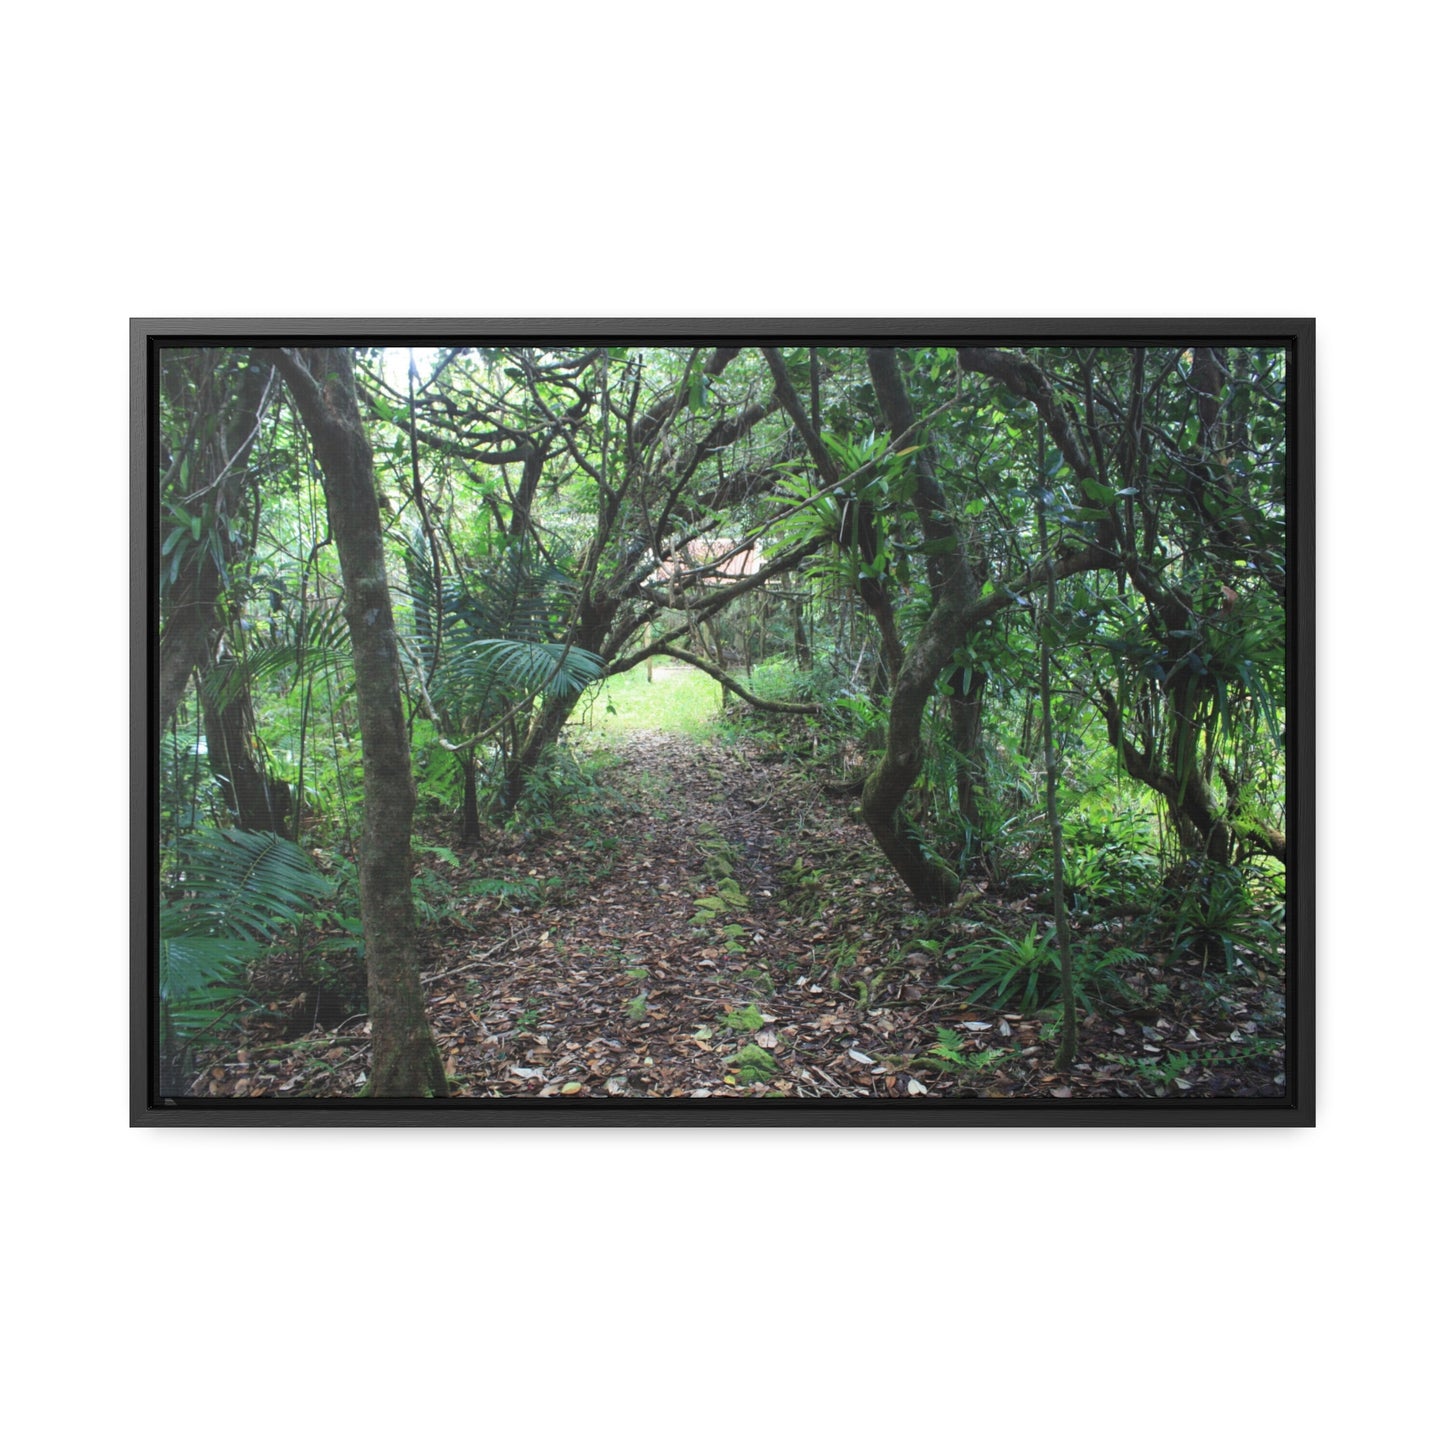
[4,4,1434,1441]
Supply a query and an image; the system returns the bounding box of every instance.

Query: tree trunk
[265,346,448,1098]
[947,671,987,845]
[159,543,223,733]
[458,747,481,844]
[1095,686,1253,865]
[860,586,971,906]
[866,348,995,856]
[790,587,812,671]
[199,663,293,836]
[498,690,576,817]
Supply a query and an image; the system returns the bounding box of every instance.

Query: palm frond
[198,605,352,712]
[160,828,336,1053]
[468,541,574,643]
[434,639,604,714]
[158,926,263,1005]
[168,827,336,941]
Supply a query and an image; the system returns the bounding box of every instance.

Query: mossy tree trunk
[264,346,448,1098]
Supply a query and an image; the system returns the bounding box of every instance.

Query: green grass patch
[577,663,721,740]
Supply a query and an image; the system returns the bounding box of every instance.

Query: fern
[937,926,1145,1017]
[466,877,539,900]
[930,1027,970,1067]
[402,535,572,654]
[926,1028,1008,1076]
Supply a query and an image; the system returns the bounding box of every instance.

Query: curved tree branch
[651,646,823,715]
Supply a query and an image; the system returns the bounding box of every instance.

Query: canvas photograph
[135,321,1311,1124]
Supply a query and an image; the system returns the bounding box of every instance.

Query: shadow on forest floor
[188,722,1288,1104]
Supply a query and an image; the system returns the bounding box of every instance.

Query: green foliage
[160,828,335,1067]
[163,827,335,958]
[1123,1050,1194,1091]
[766,463,844,552]
[400,532,603,823]
[1111,1037,1283,1093]
[778,858,825,918]
[691,878,747,925]
[410,868,453,925]
[939,925,1146,1016]
[412,535,572,652]
[224,583,364,844]
[1018,799,1160,921]
[1166,861,1282,971]
[467,876,539,902]
[738,963,776,996]
[940,923,1058,1012]
[401,856,539,923]
[828,688,889,742]
[503,745,613,829]
[734,657,822,704]
[434,638,605,716]
[159,726,223,837]
[159,488,247,593]
[199,603,352,716]
[1072,943,1151,1013]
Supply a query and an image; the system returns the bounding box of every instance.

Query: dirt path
[420,727,938,1099]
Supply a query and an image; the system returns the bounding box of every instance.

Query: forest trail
[414,726,946,1099]
[192,725,1287,1102]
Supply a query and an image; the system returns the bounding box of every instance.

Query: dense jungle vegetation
[155,339,1292,1102]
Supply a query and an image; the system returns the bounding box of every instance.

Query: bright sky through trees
[382,347,440,391]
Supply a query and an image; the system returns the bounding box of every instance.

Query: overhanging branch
[652,646,823,715]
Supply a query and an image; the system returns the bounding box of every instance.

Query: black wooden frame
[132,319,1315,1127]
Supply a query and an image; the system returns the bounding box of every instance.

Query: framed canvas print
[132,320,1313,1126]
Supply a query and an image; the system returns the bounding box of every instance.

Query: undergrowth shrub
[938,923,1146,1016]
[928,1029,1010,1075]
[1016,805,1159,921]
[159,727,224,838]
[741,656,845,705]
[493,745,612,830]
[1161,859,1284,972]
